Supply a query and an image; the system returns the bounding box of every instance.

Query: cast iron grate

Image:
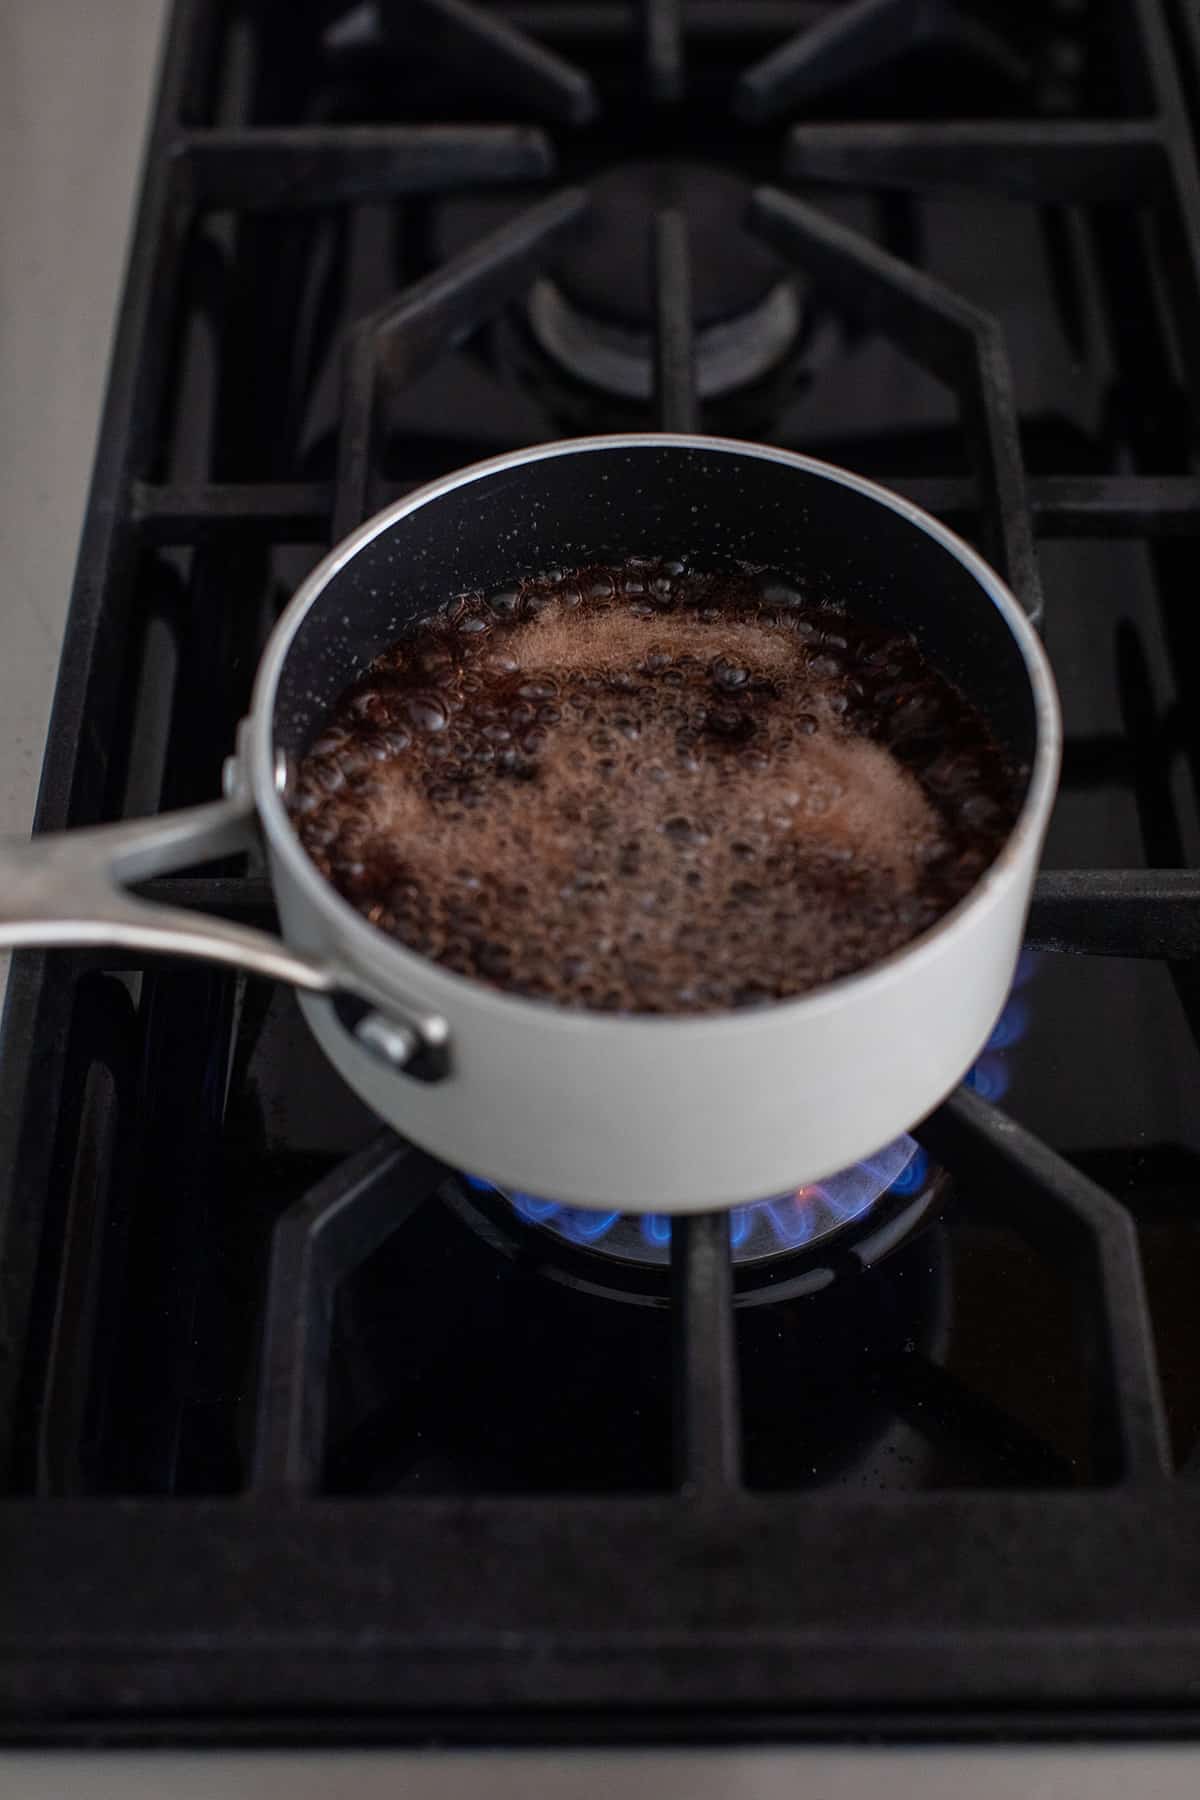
[2,0,1200,1740]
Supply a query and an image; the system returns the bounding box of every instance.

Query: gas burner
[451,972,1033,1305]
[468,1136,930,1269]
[527,161,804,404]
[446,1154,948,1309]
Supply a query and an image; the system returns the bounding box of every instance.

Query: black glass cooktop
[2,0,1200,1745]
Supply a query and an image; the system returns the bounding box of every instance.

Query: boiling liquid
[292,563,1018,1013]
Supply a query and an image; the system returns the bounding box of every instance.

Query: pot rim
[249,433,1061,1035]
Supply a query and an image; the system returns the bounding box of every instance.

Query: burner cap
[528,162,802,405]
[557,161,787,331]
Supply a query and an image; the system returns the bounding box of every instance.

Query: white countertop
[0,0,166,832]
[0,0,166,1007]
[0,1,1195,1789]
[2,1747,1200,1799]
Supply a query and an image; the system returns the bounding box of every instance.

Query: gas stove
[3,0,1200,1746]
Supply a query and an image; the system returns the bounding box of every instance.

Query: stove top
[2,0,1200,1745]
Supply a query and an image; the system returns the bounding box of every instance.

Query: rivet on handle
[332,992,451,1084]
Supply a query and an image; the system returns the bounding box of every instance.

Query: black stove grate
[3,0,1200,1741]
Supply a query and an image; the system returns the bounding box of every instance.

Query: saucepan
[0,436,1060,1211]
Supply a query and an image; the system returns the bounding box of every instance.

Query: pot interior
[269,440,1041,791]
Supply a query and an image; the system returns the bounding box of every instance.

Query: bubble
[959,793,1005,831]
[347,688,388,722]
[476,941,512,979]
[311,729,349,756]
[403,693,448,732]
[662,816,709,847]
[705,706,753,742]
[758,579,804,607]
[293,558,1017,1015]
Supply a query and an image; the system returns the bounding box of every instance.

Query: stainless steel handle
[0,791,450,1081]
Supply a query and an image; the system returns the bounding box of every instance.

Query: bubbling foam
[292,562,1019,1013]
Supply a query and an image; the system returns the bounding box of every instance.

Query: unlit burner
[528,161,802,402]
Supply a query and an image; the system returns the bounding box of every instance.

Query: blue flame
[964,1054,1009,1101]
[468,1133,939,1257]
[511,1191,564,1224]
[1013,948,1038,989]
[467,968,1033,1259]
[826,1142,916,1217]
[561,1206,621,1242]
[473,1137,927,1257]
[766,1195,818,1247]
[888,1144,929,1196]
[987,994,1028,1050]
[729,1207,752,1248]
